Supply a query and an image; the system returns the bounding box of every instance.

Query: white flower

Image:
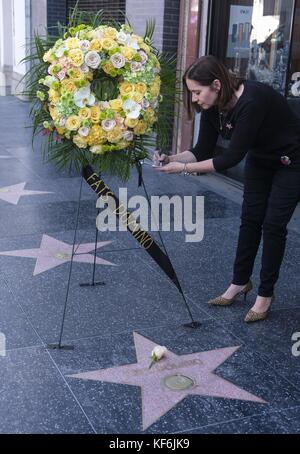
[138,50,148,64]
[80,63,90,74]
[151,98,159,108]
[141,98,150,109]
[78,126,90,137]
[116,31,140,49]
[101,119,116,131]
[149,345,167,368]
[74,84,96,108]
[123,131,134,141]
[117,31,129,45]
[79,40,91,52]
[93,29,104,40]
[85,51,101,69]
[130,61,142,72]
[123,99,141,119]
[43,75,57,88]
[59,118,66,127]
[110,53,126,69]
[55,46,68,58]
[153,67,160,75]
[127,36,140,50]
[151,345,167,360]
[99,101,110,109]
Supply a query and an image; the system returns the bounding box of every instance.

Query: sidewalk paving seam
[45,349,98,434]
[172,403,300,434]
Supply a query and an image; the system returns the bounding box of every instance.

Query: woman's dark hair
[182,55,245,120]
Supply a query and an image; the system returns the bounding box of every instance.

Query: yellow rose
[66,38,80,49]
[87,125,107,146]
[139,42,151,54]
[132,34,141,41]
[119,82,135,95]
[146,107,155,117]
[73,135,88,148]
[90,39,103,52]
[150,84,160,97]
[101,38,117,50]
[79,107,91,120]
[135,82,147,95]
[90,106,101,124]
[65,115,81,131]
[133,120,147,135]
[61,79,77,93]
[48,89,60,104]
[102,61,115,75]
[65,38,79,49]
[145,108,156,125]
[107,127,123,143]
[68,67,82,79]
[109,99,123,111]
[120,46,136,61]
[103,27,118,40]
[131,92,143,103]
[124,118,139,128]
[49,106,59,121]
[68,49,84,67]
[56,127,65,135]
[85,71,94,81]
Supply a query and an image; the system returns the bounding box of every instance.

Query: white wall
[0,0,33,96]
[12,0,27,75]
[126,0,165,50]
[31,0,47,37]
[0,0,13,94]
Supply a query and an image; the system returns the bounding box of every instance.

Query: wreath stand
[47,160,201,350]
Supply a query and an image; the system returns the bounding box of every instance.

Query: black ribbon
[136,160,143,187]
[82,165,181,290]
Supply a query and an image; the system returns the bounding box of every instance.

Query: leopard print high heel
[207,280,253,306]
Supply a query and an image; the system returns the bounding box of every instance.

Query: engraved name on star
[0,182,53,205]
[69,332,266,430]
[0,234,117,275]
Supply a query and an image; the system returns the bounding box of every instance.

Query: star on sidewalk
[0,182,53,205]
[0,234,116,275]
[69,332,267,430]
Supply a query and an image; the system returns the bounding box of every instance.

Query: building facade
[177,0,300,181]
[1,0,300,183]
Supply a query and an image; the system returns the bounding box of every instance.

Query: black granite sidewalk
[0,96,299,434]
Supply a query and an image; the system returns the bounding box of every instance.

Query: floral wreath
[23,4,179,181]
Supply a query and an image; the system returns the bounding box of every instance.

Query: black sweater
[189,79,300,171]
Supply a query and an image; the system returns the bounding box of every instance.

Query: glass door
[209,0,295,96]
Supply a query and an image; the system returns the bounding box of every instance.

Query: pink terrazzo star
[0,182,53,205]
[69,332,267,430]
[0,234,116,275]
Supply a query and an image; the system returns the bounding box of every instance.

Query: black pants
[232,154,300,297]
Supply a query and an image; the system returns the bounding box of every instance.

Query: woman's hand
[152,161,185,174]
[152,150,170,166]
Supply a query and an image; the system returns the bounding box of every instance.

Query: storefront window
[209,0,295,96]
[287,0,300,97]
